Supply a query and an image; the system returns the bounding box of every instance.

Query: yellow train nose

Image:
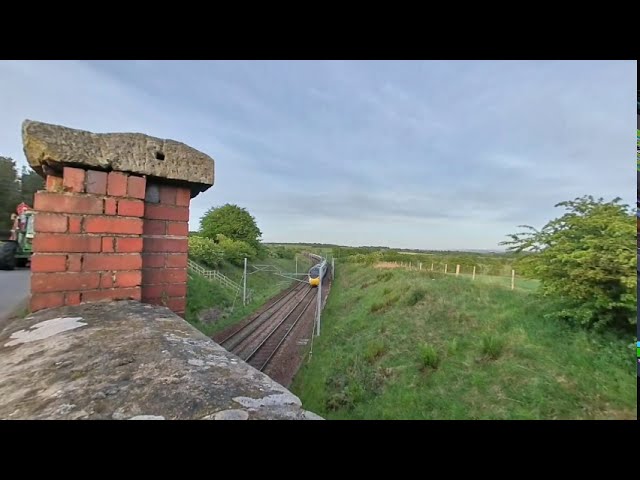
[309,277,320,287]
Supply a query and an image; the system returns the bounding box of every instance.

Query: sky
[0,60,635,250]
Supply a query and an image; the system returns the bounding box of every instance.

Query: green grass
[186,255,316,336]
[291,263,637,419]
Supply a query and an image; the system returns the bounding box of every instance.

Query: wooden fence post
[472,266,476,280]
[455,264,460,277]
[511,269,515,290]
[444,264,448,274]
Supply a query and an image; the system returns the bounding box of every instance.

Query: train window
[309,267,320,277]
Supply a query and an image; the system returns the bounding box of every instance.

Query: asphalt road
[0,269,30,320]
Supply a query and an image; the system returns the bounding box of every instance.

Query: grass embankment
[291,263,636,419]
[186,256,314,336]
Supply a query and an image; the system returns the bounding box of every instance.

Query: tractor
[0,203,35,270]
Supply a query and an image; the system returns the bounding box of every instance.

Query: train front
[308,264,321,287]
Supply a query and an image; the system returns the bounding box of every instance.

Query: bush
[501,196,636,332]
[188,236,224,268]
[216,234,257,266]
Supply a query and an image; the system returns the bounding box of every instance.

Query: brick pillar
[23,119,214,317]
[141,181,190,317]
[31,167,146,312]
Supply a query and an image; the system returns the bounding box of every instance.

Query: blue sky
[0,60,635,249]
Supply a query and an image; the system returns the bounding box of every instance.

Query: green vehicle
[0,204,35,270]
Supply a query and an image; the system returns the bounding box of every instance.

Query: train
[307,254,329,287]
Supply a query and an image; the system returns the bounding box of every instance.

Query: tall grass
[291,263,636,420]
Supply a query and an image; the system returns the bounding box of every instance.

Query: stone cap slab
[0,300,322,420]
[22,120,214,197]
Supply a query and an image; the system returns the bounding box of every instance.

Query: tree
[0,157,21,234]
[199,204,262,249]
[188,236,225,268]
[215,234,257,266]
[20,167,44,206]
[500,196,636,331]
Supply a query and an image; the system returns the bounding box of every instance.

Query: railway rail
[212,262,330,376]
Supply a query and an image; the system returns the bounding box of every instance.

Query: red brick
[142,254,166,268]
[142,268,187,285]
[34,214,67,233]
[166,222,188,237]
[104,198,117,215]
[142,283,187,299]
[143,237,188,253]
[81,287,141,303]
[102,237,115,253]
[128,175,146,200]
[100,272,115,288]
[143,219,165,236]
[66,292,81,306]
[115,237,143,253]
[46,175,63,192]
[166,297,186,313]
[34,192,103,215]
[141,296,162,304]
[63,167,85,193]
[115,271,142,288]
[67,254,82,272]
[86,170,108,195]
[32,272,100,293]
[107,171,128,197]
[30,255,67,273]
[83,254,142,271]
[33,234,101,253]
[159,185,177,205]
[118,199,144,217]
[165,254,188,268]
[31,293,65,312]
[144,204,189,222]
[84,217,142,235]
[175,187,191,207]
[68,216,82,234]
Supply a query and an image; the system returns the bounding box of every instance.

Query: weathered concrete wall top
[0,301,321,420]
[22,120,214,196]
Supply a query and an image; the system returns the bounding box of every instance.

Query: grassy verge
[291,263,636,419]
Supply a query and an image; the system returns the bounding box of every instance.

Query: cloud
[0,60,635,250]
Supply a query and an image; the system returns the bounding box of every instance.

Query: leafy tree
[20,167,44,206]
[188,236,225,268]
[215,234,257,266]
[0,157,21,234]
[500,196,636,331]
[199,204,262,249]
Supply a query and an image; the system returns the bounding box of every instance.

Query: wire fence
[377,260,539,292]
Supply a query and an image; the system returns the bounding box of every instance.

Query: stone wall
[0,301,322,420]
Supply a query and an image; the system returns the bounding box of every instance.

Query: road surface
[0,269,30,320]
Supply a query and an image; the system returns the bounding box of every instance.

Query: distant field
[291,263,636,419]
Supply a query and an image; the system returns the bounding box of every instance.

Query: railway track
[212,281,302,345]
[213,279,320,373]
[244,288,317,372]
[211,255,331,383]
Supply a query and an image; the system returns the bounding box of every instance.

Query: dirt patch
[374,262,402,269]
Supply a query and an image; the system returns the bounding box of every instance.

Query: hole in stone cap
[155,152,165,160]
